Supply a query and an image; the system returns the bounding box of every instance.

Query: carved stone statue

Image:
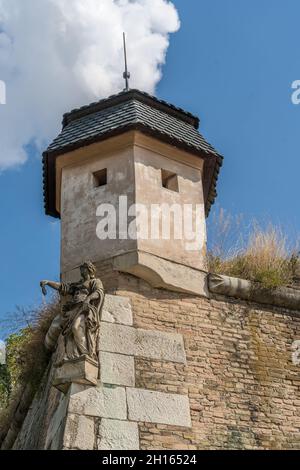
[41,262,105,365]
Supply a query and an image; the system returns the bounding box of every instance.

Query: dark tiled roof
[43,89,223,218]
[62,89,200,129]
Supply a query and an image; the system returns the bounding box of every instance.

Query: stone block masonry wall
[43,293,192,450]
[11,267,300,450]
[113,274,300,450]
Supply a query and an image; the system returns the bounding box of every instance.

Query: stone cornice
[208,273,300,312]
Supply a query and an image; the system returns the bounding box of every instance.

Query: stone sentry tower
[40,89,222,449]
[43,90,222,295]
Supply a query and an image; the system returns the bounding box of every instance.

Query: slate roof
[43,89,223,218]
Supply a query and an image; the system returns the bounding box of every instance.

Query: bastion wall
[9,264,300,451]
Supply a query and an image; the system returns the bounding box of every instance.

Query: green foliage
[0,365,11,409]
[5,329,32,391]
[0,301,60,444]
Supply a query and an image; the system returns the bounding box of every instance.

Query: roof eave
[43,123,223,218]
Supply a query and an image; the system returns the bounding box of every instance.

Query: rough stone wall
[11,266,300,450]
[12,348,65,450]
[114,273,300,450]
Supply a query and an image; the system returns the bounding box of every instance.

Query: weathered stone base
[53,356,99,394]
[46,383,191,450]
[44,293,192,450]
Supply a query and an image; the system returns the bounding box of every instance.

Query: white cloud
[0,0,180,170]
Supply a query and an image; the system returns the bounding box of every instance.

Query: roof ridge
[62,89,200,130]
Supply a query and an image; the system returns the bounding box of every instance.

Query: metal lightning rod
[123,32,130,92]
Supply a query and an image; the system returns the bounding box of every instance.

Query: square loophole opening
[93,168,107,188]
[161,169,179,192]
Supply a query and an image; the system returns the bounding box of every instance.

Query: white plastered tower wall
[57,131,209,295]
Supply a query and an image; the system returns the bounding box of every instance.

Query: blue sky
[0,0,300,338]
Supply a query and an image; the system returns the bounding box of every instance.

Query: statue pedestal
[53,356,99,394]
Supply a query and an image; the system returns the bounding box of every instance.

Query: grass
[207,209,299,289]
